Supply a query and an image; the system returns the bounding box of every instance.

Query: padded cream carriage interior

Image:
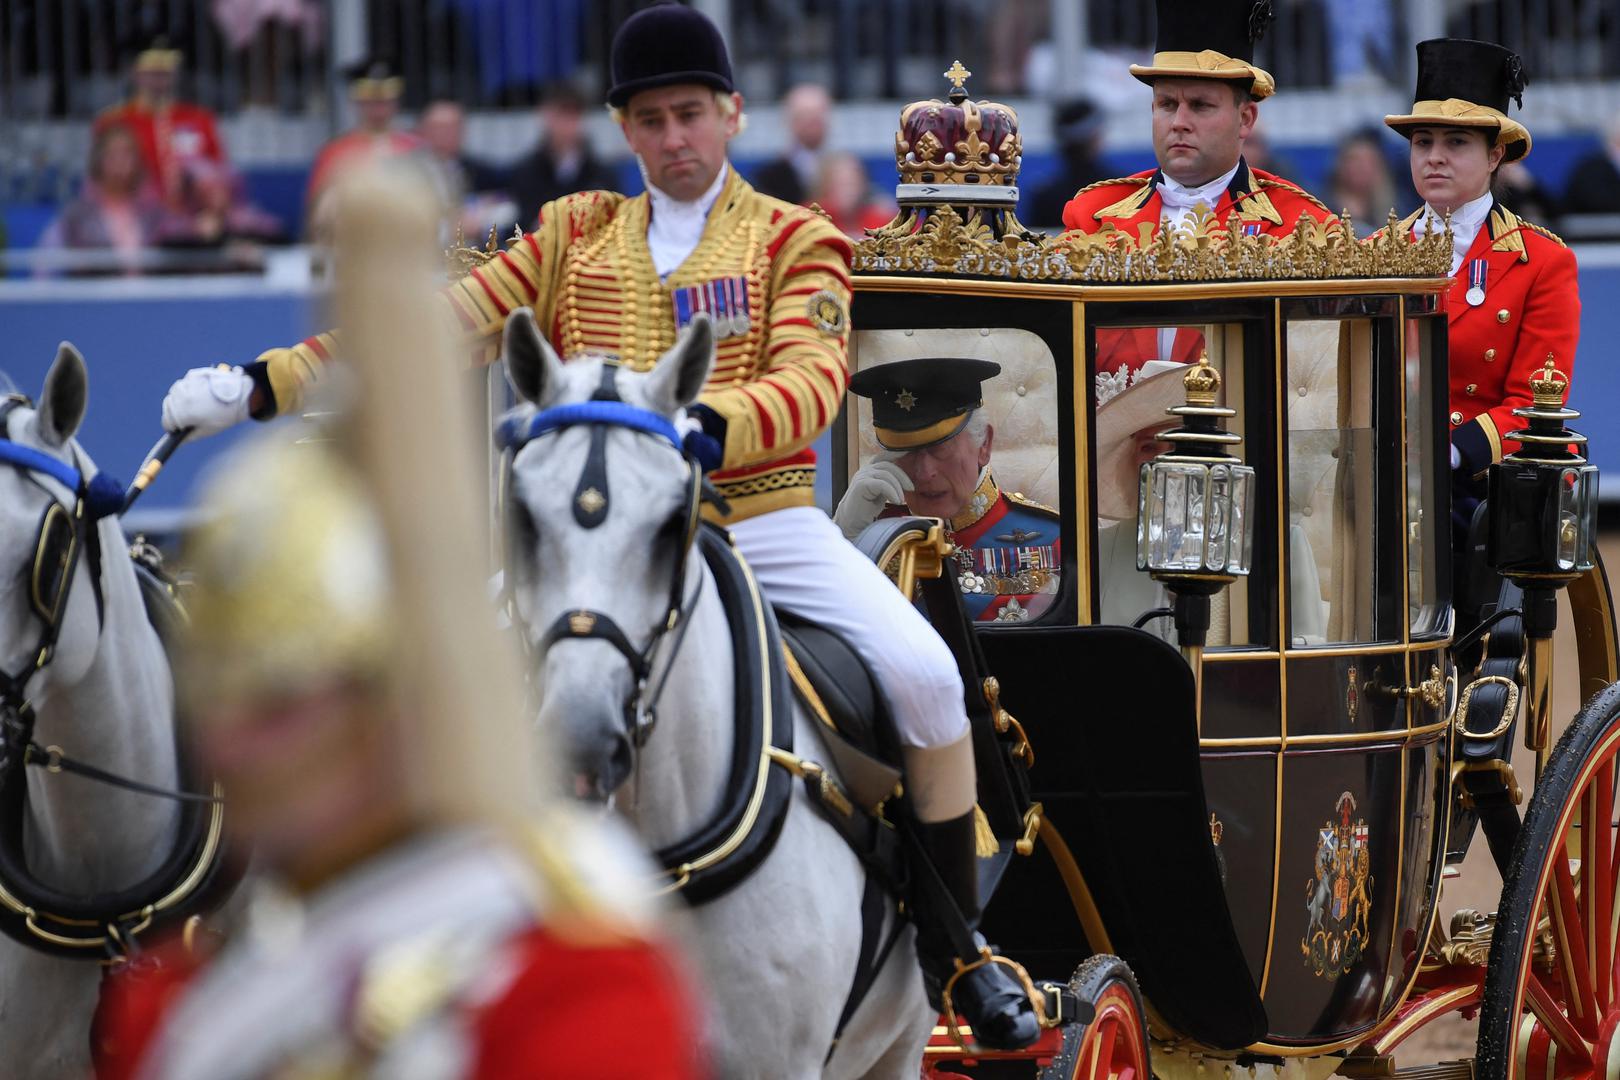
[849,328,1061,510]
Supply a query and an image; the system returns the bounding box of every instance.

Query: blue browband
[0,441,83,492]
[499,401,683,452]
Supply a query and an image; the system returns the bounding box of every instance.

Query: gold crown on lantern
[1183,354,1222,406]
[1529,354,1569,408]
[894,61,1023,187]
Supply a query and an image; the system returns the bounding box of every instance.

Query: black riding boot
[911,810,1041,1051]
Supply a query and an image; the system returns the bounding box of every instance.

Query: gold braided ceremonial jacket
[260,169,854,522]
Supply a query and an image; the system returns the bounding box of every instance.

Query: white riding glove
[832,460,913,540]
[161,366,256,437]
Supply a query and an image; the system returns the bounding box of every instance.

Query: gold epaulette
[1075,175,1151,198]
[1085,176,1154,221]
[1257,177,1333,216]
[1488,206,1529,261]
[1521,219,1567,248]
[1006,490,1059,516]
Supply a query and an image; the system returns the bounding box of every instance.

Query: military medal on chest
[673,275,751,339]
[1465,258,1486,307]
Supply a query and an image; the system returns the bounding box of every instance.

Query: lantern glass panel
[1557,464,1599,573]
[1139,460,1212,572]
[1229,465,1255,575]
[1206,465,1231,572]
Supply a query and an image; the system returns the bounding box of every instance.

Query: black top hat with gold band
[1384,39,1531,163]
[1128,0,1277,101]
[849,357,1001,452]
[607,2,734,109]
[347,58,403,102]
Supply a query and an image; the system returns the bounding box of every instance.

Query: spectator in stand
[752,83,830,205]
[1561,117,1620,215]
[305,59,419,237]
[807,152,894,239]
[506,82,617,229]
[94,36,227,210]
[1327,128,1399,225]
[38,123,167,276]
[416,100,515,239]
[155,158,286,249]
[1496,159,1558,223]
[1028,98,1108,229]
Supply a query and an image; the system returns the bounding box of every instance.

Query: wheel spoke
[1085,1016,1117,1080]
[1551,852,1603,1040]
[1527,971,1596,1066]
[1585,760,1615,1009]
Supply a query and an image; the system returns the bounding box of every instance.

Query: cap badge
[895,389,918,411]
[806,290,847,336]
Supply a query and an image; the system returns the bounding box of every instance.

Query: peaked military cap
[849,357,1001,451]
[1385,39,1532,162]
[608,2,735,108]
[1129,0,1277,100]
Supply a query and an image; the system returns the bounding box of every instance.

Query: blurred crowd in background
[7,0,1620,276]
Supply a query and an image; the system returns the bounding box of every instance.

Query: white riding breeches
[727,505,970,749]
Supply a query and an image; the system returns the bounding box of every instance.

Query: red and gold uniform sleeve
[1454,234,1579,473]
[699,211,853,469]
[470,927,705,1079]
[258,190,622,413]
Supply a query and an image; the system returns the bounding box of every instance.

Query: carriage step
[1336,1057,1473,1080]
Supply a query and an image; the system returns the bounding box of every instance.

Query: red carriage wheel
[1038,955,1150,1080]
[1476,682,1620,1078]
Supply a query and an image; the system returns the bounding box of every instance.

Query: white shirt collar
[1414,189,1494,275]
[1156,160,1242,227]
[644,162,729,280]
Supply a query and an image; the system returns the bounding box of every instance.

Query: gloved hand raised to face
[832,459,913,540]
[161,366,256,437]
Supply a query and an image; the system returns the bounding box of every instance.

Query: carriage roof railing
[850,203,1455,285]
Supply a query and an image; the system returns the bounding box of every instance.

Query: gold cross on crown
[943,60,972,94]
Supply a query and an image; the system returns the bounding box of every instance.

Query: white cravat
[1414,189,1493,275]
[1156,161,1242,229]
[645,162,729,279]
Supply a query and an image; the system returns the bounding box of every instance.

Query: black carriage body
[842,275,1456,1052]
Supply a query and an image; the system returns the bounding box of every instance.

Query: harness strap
[541,609,650,682]
[22,740,224,804]
[826,872,907,1065]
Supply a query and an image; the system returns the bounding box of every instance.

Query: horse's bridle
[497,364,712,748]
[0,394,116,740]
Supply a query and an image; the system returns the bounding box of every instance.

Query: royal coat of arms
[1301,791,1373,978]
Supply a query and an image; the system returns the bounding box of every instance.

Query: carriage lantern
[1486,357,1599,760]
[1136,354,1255,657]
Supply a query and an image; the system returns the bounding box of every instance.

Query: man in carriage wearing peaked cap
[93,165,706,1080]
[153,0,1044,1052]
[835,357,1062,624]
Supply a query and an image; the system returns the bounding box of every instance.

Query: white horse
[501,310,935,1078]
[0,348,181,1077]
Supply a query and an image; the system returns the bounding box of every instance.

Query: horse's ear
[503,308,565,407]
[37,342,87,447]
[643,313,715,414]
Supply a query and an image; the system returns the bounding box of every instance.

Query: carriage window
[844,328,1061,624]
[1407,316,1446,636]
[1285,319,1378,645]
[1089,322,1257,647]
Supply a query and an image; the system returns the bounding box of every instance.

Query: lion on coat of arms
[1302,791,1373,979]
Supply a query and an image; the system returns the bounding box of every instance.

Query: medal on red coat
[1465,259,1486,307]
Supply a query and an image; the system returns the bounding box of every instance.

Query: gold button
[1450,410,1464,425]
[1484,348,1496,361]
[1496,309,1510,324]
[1466,383,1477,395]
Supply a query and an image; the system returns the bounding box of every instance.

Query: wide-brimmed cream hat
[1128,0,1278,101]
[1384,39,1532,163]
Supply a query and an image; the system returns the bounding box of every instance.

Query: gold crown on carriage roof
[1529,355,1570,409]
[894,61,1022,187]
[1182,355,1222,406]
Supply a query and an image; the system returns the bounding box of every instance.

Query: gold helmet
[178,430,390,713]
